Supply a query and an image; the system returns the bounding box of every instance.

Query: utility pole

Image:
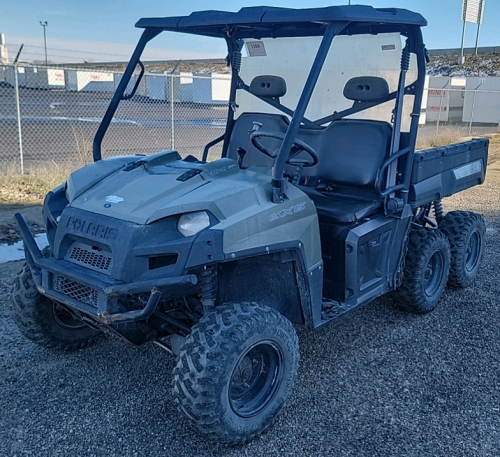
[39,21,48,65]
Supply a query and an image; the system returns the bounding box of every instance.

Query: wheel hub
[229,342,283,418]
[425,250,445,297]
[465,231,480,272]
[232,356,256,388]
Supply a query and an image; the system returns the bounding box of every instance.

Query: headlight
[177,211,210,237]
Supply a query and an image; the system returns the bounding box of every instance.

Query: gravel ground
[1,165,499,457]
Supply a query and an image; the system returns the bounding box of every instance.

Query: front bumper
[15,213,198,324]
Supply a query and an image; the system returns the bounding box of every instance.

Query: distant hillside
[141,60,229,74]
[145,54,500,77]
[44,53,500,77]
[428,54,500,77]
[53,60,231,74]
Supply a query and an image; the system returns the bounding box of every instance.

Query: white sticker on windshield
[246,41,267,57]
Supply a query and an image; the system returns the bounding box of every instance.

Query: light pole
[39,21,48,65]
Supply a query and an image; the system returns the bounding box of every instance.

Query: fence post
[436,80,449,134]
[170,73,175,150]
[13,64,24,175]
[469,79,484,136]
[436,90,443,133]
[469,91,477,136]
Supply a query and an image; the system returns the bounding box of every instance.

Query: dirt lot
[0,205,44,244]
[0,157,499,456]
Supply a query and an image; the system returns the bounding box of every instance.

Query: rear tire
[395,228,450,314]
[439,211,486,288]
[172,302,299,444]
[12,263,100,351]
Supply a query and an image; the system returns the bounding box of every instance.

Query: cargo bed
[409,138,489,207]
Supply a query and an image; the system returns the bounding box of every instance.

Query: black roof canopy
[135,5,427,39]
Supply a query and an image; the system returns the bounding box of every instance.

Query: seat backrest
[300,119,393,189]
[226,113,392,191]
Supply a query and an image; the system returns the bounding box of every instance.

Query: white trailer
[65,70,114,92]
[114,72,147,97]
[448,77,466,121]
[420,75,430,124]
[425,77,450,122]
[462,77,500,124]
[193,73,231,105]
[146,72,181,101]
[5,66,26,87]
[180,72,194,102]
[25,67,65,89]
[25,67,39,88]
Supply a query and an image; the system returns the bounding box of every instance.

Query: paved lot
[0,87,226,171]
[1,86,499,173]
[0,163,499,456]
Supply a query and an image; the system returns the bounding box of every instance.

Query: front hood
[67,151,272,224]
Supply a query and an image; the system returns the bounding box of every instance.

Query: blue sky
[1,0,498,63]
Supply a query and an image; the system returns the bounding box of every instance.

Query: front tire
[439,211,486,288]
[12,263,100,351]
[172,302,299,444]
[395,228,451,314]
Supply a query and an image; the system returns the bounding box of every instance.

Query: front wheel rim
[229,341,283,418]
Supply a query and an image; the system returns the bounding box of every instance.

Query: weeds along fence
[0,64,230,174]
[1,64,500,175]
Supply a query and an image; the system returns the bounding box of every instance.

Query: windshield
[236,34,417,131]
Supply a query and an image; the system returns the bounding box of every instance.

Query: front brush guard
[15,213,198,325]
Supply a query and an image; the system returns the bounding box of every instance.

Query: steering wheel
[250,129,318,167]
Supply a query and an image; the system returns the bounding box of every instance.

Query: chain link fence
[0,64,230,174]
[1,64,500,174]
[418,79,500,142]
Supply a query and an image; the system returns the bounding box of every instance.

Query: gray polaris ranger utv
[13,5,488,444]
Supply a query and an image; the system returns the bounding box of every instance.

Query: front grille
[54,275,99,308]
[67,243,112,273]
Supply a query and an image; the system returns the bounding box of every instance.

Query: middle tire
[438,211,486,288]
[172,302,299,444]
[395,228,451,314]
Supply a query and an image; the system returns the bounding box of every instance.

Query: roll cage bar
[92,5,427,204]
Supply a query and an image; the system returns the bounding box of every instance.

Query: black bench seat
[227,113,394,224]
[299,186,383,223]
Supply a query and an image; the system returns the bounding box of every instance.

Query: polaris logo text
[268,202,306,222]
[66,217,119,241]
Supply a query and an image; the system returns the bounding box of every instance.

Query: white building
[0,33,8,64]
